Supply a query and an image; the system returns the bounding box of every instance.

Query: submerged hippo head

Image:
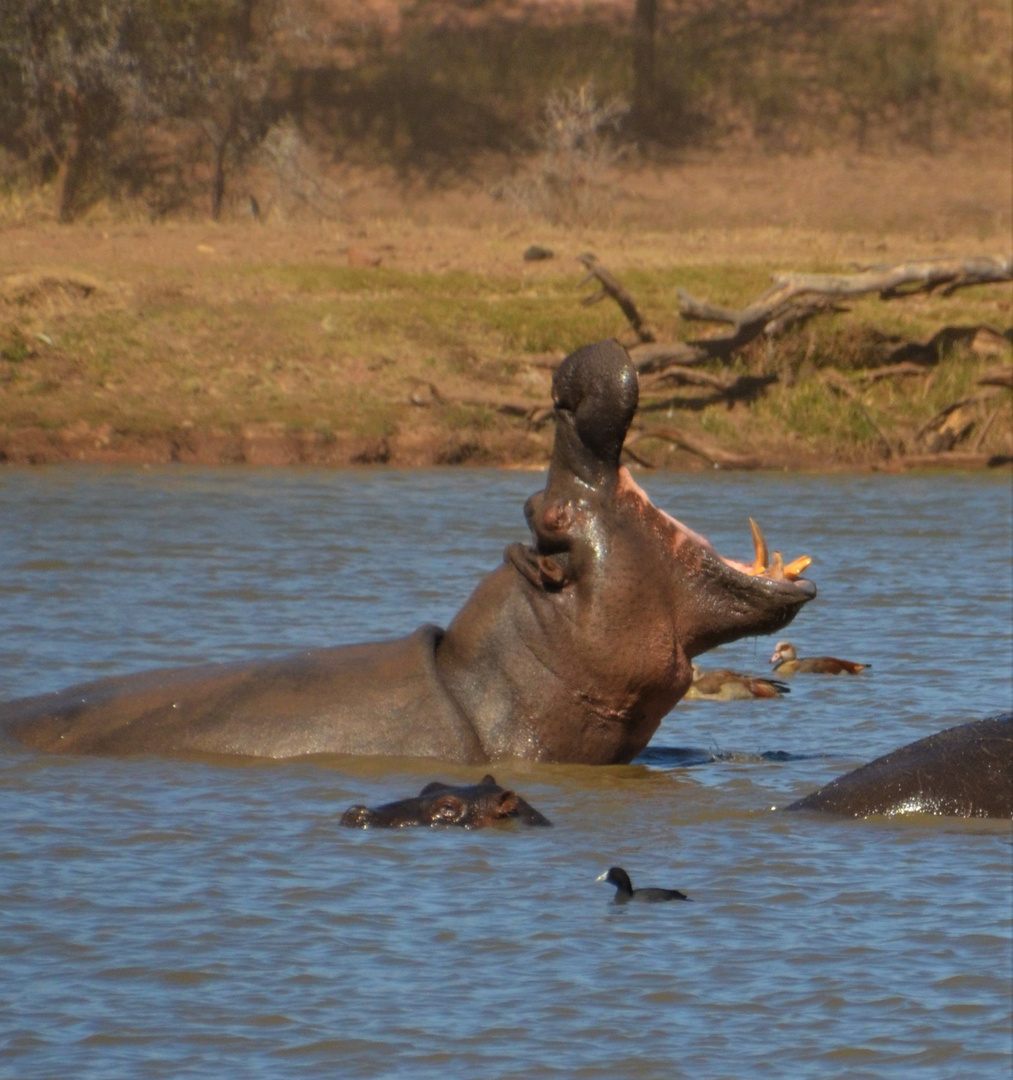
[436,340,815,764]
[340,774,552,828]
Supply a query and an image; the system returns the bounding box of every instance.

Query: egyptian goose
[770,641,869,675]
[685,664,791,700]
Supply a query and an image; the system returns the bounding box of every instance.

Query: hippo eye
[429,795,467,824]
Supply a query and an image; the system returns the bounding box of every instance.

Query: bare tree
[2,0,151,222]
[151,0,282,220]
[631,0,658,140]
[499,82,629,227]
[255,116,345,220]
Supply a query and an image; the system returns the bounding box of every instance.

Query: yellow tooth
[782,555,812,580]
[769,551,785,580]
[748,518,768,575]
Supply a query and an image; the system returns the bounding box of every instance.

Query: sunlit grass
[1,245,1008,464]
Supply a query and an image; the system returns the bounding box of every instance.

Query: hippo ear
[419,781,450,796]
[428,794,467,824]
[505,544,573,591]
[495,790,520,817]
[535,554,569,589]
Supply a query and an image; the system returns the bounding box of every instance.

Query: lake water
[1,465,1011,1080]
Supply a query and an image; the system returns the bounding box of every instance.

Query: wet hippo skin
[340,775,551,828]
[786,714,1013,819]
[1,340,815,764]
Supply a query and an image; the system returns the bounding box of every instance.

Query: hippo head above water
[1,340,815,765]
[340,775,552,829]
[435,340,816,762]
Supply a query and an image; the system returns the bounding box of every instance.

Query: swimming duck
[685,664,791,700]
[597,867,690,903]
[770,641,869,676]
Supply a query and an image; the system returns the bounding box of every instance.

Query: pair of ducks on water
[687,641,870,701]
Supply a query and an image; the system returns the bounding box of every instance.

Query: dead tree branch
[765,255,1012,303]
[972,397,1008,451]
[580,255,1010,377]
[854,361,932,383]
[915,390,1005,452]
[978,364,1013,390]
[628,341,713,370]
[409,383,553,426]
[577,253,655,343]
[627,426,763,469]
[639,368,778,409]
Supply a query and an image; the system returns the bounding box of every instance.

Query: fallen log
[584,255,1010,377]
[409,383,553,426]
[915,390,1004,452]
[639,369,779,410]
[766,255,1012,303]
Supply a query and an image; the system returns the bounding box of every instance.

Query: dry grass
[0,147,1009,469]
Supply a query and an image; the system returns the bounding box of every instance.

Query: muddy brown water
[1,466,1010,1079]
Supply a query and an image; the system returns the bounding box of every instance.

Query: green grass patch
[3,250,1008,467]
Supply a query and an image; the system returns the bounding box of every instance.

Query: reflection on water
[1,466,1011,1080]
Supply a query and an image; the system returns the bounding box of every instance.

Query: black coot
[597,866,690,903]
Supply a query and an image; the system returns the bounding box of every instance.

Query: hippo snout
[339,805,377,828]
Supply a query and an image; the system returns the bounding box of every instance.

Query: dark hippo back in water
[786,714,1013,819]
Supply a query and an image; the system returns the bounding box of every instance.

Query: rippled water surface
[1,466,1011,1079]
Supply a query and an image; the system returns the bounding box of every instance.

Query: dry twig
[577,253,655,343]
[627,426,763,469]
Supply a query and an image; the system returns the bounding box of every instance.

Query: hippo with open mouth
[0,340,815,764]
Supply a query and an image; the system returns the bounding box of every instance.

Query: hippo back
[786,714,1013,818]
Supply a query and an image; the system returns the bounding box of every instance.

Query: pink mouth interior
[617,467,758,576]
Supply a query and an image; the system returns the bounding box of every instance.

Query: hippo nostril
[339,806,374,828]
[541,501,574,532]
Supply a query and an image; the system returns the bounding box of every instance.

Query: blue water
[1,466,1011,1079]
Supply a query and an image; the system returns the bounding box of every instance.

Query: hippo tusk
[748,518,768,576]
[782,555,813,579]
[746,519,810,582]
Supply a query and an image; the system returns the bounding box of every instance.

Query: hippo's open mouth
[731,517,812,583]
[618,467,816,602]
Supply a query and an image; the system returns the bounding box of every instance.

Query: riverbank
[2,151,1010,471]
